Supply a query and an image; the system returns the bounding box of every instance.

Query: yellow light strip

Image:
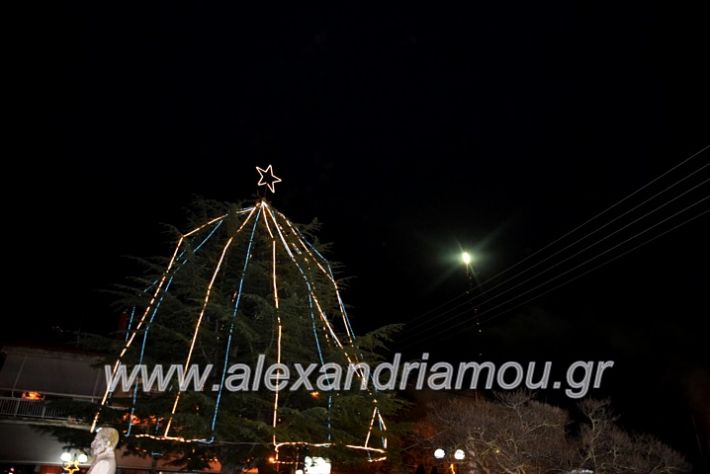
[264,208,347,353]
[183,213,227,237]
[130,434,387,456]
[265,207,384,456]
[266,207,385,453]
[268,209,390,456]
[164,207,257,436]
[294,232,355,344]
[273,442,386,457]
[271,238,282,453]
[261,203,283,457]
[377,408,387,449]
[91,236,186,432]
[309,291,345,350]
[274,442,333,449]
[277,211,388,451]
[376,409,387,431]
[344,445,387,454]
[364,406,378,448]
[183,207,252,237]
[279,214,329,275]
[261,201,274,238]
[272,240,280,311]
[277,214,357,345]
[133,433,209,443]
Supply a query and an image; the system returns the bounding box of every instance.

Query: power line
[476,208,710,327]
[405,194,709,347]
[404,145,710,330]
[405,175,709,340]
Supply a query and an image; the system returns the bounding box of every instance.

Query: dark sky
[9,1,710,466]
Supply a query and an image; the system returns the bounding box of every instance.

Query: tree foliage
[41,198,404,472]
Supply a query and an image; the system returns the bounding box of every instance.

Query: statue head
[91,427,119,456]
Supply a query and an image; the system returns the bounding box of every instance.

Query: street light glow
[60,452,72,462]
[461,251,472,265]
[77,454,88,464]
[434,448,445,459]
[454,449,465,460]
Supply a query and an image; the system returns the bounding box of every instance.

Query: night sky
[9,1,710,465]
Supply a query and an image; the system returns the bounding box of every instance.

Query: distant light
[121,413,142,425]
[434,448,445,459]
[268,457,275,464]
[22,391,43,400]
[77,454,88,464]
[310,391,320,399]
[461,252,472,265]
[454,449,465,460]
[60,452,72,462]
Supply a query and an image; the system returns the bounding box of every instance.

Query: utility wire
[404,193,709,347]
[405,175,709,340]
[404,145,709,330]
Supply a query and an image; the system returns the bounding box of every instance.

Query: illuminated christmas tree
[86,166,399,471]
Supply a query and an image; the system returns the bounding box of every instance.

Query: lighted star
[63,461,80,474]
[256,165,282,193]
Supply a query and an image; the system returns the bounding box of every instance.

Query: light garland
[277,212,388,450]
[91,235,186,433]
[271,237,283,456]
[263,203,386,453]
[94,212,240,433]
[210,207,262,433]
[127,218,226,436]
[164,206,258,437]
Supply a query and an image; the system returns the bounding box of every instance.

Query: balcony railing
[0,396,70,420]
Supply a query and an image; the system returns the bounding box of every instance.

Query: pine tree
[44,197,403,473]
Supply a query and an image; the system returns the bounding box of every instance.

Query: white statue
[87,427,118,474]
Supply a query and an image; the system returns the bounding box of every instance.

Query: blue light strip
[125,218,225,436]
[307,241,358,341]
[267,214,335,441]
[193,220,224,253]
[210,208,262,433]
[301,272,333,439]
[293,223,387,449]
[308,293,326,366]
[377,408,385,449]
[124,306,136,341]
[287,224,361,343]
[126,274,174,436]
[307,292,331,440]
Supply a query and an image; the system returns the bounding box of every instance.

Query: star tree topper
[256,164,282,193]
[63,461,80,474]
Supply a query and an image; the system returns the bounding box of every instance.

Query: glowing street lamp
[60,450,86,474]
[461,251,473,266]
[433,448,465,474]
